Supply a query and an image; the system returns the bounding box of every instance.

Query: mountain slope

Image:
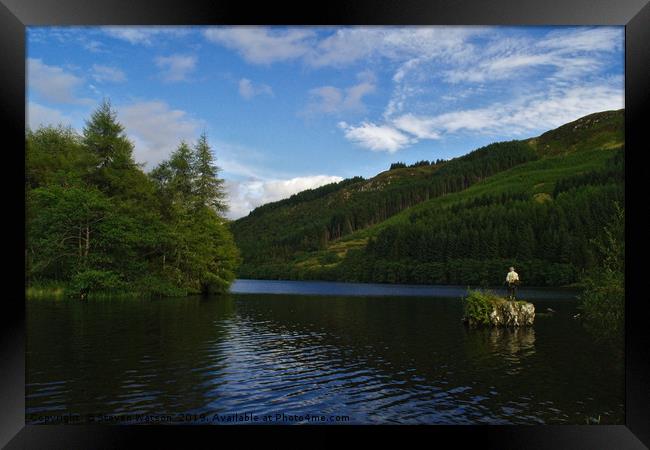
[233,140,539,263]
[231,109,624,287]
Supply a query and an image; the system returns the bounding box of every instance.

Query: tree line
[26,100,239,298]
[389,159,447,170]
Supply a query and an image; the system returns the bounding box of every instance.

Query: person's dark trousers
[507,283,517,300]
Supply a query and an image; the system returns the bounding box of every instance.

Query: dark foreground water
[26,280,623,425]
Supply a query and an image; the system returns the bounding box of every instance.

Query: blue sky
[26,26,624,219]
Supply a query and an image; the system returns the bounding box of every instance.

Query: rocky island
[462,290,535,327]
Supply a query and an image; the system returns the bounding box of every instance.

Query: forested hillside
[232,109,624,287]
[26,101,240,298]
[233,140,540,264]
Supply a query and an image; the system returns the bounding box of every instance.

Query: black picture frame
[2,0,649,447]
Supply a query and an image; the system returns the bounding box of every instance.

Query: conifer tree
[83,99,134,169]
[82,100,141,198]
[193,133,228,214]
[168,141,195,202]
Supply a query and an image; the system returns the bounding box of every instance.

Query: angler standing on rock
[506,266,520,301]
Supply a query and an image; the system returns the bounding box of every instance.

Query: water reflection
[26,292,623,425]
[27,296,237,418]
[464,327,536,376]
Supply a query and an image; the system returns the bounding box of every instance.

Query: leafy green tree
[26,101,240,297]
[26,125,97,189]
[27,185,111,281]
[579,202,624,346]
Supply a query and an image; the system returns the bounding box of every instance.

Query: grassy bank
[25,280,190,300]
[26,283,67,299]
[27,284,145,300]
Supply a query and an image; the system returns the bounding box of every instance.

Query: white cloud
[118,100,203,169]
[496,83,624,132]
[204,27,316,64]
[306,86,344,114]
[537,27,623,54]
[205,26,482,68]
[104,28,154,44]
[347,72,377,99]
[26,102,75,129]
[392,114,441,139]
[84,40,104,53]
[27,58,89,104]
[339,76,623,152]
[307,27,480,68]
[225,174,343,219]
[414,109,497,134]
[375,27,623,143]
[392,57,424,83]
[338,121,414,153]
[155,54,197,82]
[238,78,274,100]
[390,82,624,138]
[443,52,600,84]
[304,76,377,115]
[91,64,126,83]
[357,26,623,153]
[29,28,106,53]
[103,26,190,45]
[213,139,345,219]
[304,71,377,115]
[442,27,622,85]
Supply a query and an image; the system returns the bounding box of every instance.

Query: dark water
[231,279,580,299]
[26,281,623,425]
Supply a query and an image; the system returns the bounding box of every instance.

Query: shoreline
[26,278,580,300]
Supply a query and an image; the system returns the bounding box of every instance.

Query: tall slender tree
[83,99,134,168]
[192,132,228,214]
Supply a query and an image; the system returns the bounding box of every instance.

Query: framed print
[2,0,649,447]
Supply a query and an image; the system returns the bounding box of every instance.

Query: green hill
[230,109,624,287]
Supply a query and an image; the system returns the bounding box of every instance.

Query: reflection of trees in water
[231,295,542,385]
[461,325,539,398]
[26,294,624,424]
[230,294,463,377]
[461,321,624,424]
[231,297,623,424]
[487,327,536,375]
[227,295,551,423]
[26,296,236,421]
[489,326,535,353]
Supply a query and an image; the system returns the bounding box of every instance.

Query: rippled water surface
[26,281,623,424]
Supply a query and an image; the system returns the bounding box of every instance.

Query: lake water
[26,280,623,425]
[231,279,580,299]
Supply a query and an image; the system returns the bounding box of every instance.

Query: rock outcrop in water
[486,299,535,327]
[462,290,535,327]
